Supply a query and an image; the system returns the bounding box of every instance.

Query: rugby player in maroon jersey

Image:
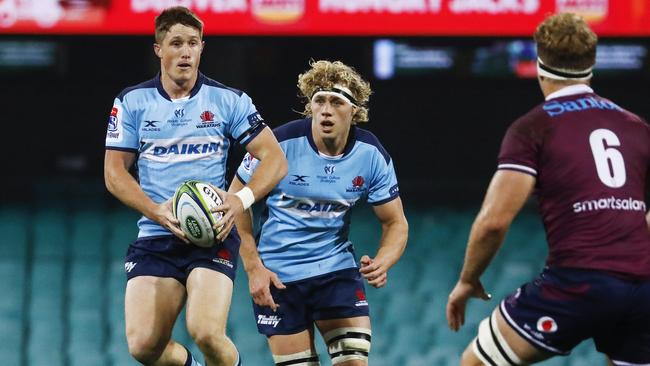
[447,13,650,366]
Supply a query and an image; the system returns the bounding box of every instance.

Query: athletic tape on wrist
[235,186,255,210]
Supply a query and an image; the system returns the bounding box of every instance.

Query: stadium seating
[0,190,609,366]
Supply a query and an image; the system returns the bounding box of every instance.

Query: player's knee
[127,334,166,364]
[471,310,523,366]
[192,329,230,356]
[323,327,371,365]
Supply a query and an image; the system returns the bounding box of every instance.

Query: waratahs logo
[197,110,221,129]
[347,175,366,192]
[213,248,234,268]
[200,110,214,122]
[355,289,368,307]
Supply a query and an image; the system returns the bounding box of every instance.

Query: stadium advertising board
[1,0,649,36]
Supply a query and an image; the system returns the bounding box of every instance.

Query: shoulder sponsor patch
[247,111,264,126]
[106,105,123,143]
[389,184,399,196]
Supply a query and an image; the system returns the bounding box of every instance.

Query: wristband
[235,186,255,210]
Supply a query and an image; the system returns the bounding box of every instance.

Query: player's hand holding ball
[153,198,189,244]
[209,186,249,242]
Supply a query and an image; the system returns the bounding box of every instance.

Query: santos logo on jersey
[139,137,225,163]
[543,97,621,117]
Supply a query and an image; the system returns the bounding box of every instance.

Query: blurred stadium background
[2,0,650,365]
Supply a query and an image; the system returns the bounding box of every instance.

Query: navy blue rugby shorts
[253,268,370,336]
[500,266,650,364]
[124,228,240,285]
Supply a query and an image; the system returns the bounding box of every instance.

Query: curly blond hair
[534,13,597,71]
[297,60,372,124]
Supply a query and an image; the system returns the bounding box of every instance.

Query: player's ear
[153,43,162,58]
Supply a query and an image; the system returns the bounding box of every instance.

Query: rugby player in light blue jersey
[230,60,408,366]
[104,7,287,366]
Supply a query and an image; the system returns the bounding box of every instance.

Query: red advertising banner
[1,0,648,36]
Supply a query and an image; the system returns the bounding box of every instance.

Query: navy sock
[183,345,193,366]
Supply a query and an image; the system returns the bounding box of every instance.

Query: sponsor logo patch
[142,120,161,132]
[139,137,225,163]
[257,314,282,327]
[389,184,399,196]
[318,164,340,183]
[276,194,356,219]
[108,115,118,132]
[289,174,309,186]
[106,105,122,142]
[124,261,137,273]
[247,111,264,126]
[324,164,335,175]
[536,316,558,333]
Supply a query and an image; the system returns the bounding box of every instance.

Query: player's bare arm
[447,170,534,331]
[104,149,187,242]
[212,127,288,241]
[360,197,408,288]
[230,175,286,311]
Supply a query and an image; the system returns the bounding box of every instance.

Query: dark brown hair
[154,7,203,43]
[534,13,597,71]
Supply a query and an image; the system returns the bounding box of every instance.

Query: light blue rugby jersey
[105,72,265,238]
[236,118,400,282]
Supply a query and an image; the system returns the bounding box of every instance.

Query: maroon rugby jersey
[498,85,650,278]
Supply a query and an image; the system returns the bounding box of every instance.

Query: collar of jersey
[305,118,357,159]
[545,84,594,101]
[154,72,205,101]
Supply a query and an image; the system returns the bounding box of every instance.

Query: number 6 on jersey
[589,128,626,188]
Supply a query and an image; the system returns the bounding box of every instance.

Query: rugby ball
[172,180,224,247]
